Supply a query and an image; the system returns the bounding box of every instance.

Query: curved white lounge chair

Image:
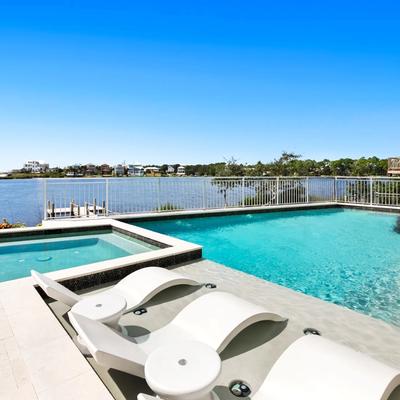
[31,267,199,311]
[138,335,400,400]
[69,291,285,378]
[253,335,400,400]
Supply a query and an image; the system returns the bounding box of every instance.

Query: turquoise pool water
[0,231,157,281]
[136,209,400,326]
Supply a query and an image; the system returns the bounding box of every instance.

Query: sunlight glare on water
[137,208,400,326]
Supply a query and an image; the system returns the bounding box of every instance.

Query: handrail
[43,176,400,220]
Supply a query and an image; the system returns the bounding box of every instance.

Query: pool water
[0,231,157,281]
[136,208,400,326]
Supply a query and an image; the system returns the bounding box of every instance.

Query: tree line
[185,153,389,177]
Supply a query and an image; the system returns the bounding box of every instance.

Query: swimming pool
[136,208,400,326]
[0,230,157,281]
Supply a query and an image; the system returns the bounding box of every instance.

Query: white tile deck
[0,277,113,400]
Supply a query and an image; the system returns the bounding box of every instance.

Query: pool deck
[0,275,114,400]
[2,258,400,399]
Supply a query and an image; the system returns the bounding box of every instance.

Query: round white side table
[145,341,221,400]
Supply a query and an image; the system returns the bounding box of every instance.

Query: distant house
[177,165,185,176]
[113,164,125,177]
[167,165,175,175]
[85,163,97,175]
[388,157,400,176]
[127,165,144,177]
[100,164,112,176]
[23,160,49,173]
[144,166,160,176]
[49,167,61,172]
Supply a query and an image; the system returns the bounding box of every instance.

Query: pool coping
[45,201,398,225]
[113,201,339,222]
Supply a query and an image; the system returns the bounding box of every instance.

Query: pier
[46,199,108,219]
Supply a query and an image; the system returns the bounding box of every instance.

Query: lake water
[0,179,44,226]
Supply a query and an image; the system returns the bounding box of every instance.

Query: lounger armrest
[31,269,81,307]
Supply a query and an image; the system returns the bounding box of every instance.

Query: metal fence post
[157,178,161,212]
[105,179,109,216]
[370,176,373,205]
[334,176,338,202]
[242,177,245,207]
[306,177,309,203]
[276,177,280,205]
[43,179,47,220]
[202,179,206,209]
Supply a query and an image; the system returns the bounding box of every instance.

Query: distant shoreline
[0,175,186,180]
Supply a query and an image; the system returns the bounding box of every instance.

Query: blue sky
[0,1,399,170]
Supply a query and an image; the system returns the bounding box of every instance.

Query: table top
[71,291,127,323]
[145,340,221,399]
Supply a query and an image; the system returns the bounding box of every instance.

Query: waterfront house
[167,165,175,175]
[23,160,49,173]
[144,166,161,176]
[177,165,185,176]
[113,164,125,177]
[388,157,400,176]
[100,164,113,176]
[127,164,145,177]
[85,163,97,175]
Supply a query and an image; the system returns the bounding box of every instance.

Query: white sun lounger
[138,335,400,400]
[69,291,285,378]
[253,334,400,400]
[31,267,199,311]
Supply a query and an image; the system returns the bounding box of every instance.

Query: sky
[0,1,399,170]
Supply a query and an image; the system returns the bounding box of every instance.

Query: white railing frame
[43,176,400,220]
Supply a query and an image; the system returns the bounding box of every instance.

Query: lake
[0,179,44,226]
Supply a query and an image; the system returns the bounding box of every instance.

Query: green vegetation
[0,219,26,229]
[185,153,388,177]
[8,170,65,179]
[3,153,390,179]
[211,158,244,206]
[156,203,182,212]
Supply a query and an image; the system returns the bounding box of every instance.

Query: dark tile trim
[0,225,112,242]
[121,203,339,223]
[111,226,169,249]
[50,248,202,292]
[336,204,400,214]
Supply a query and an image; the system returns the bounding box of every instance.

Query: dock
[46,200,109,219]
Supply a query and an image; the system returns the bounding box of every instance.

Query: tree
[269,152,302,176]
[215,157,244,177]
[212,157,244,206]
